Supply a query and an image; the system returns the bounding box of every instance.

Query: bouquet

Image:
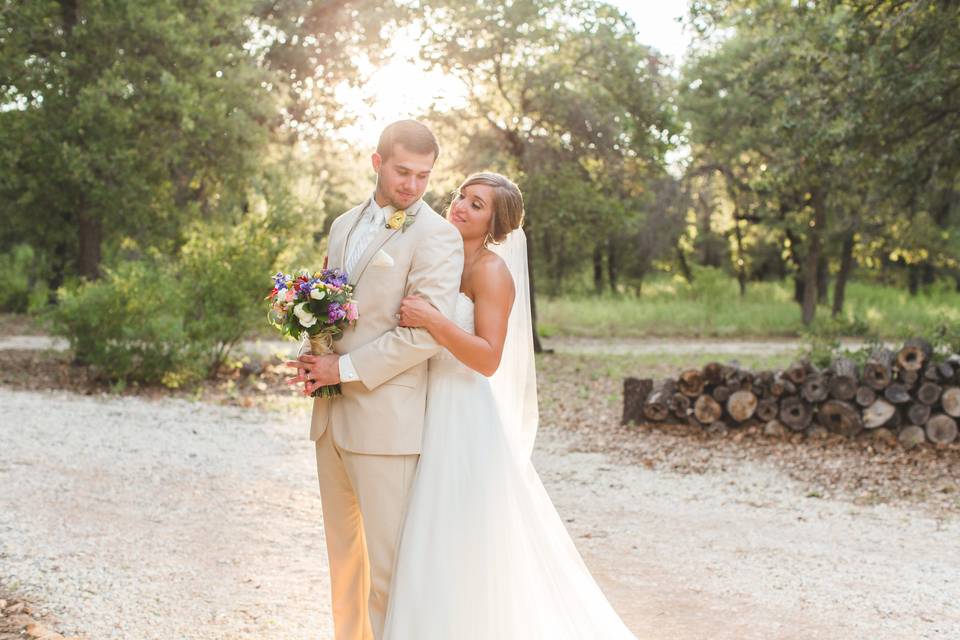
[266,268,358,397]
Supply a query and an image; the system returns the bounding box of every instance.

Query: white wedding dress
[382,291,639,640]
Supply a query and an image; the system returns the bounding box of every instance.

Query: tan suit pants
[315,426,419,640]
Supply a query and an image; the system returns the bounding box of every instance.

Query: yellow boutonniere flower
[386,210,407,231]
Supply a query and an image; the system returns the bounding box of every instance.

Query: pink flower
[285,289,295,302]
[345,302,359,321]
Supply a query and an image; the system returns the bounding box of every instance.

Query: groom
[287,120,464,640]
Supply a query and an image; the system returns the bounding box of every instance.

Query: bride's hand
[398,295,438,329]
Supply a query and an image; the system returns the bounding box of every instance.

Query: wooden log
[916,381,942,406]
[719,363,739,383]
[863,399,896,429]
[622,378,654,425]
[897,337,933,372]
[678,369,706,397]
[643,379,676,422]
[828,357,858,401]
[763,419,787,437]
[883,382,912,404]
[779,396,813,432]
[756,370,776,393]
[712,385,732,404]
[907,402,932,427]
[702,362,725,385]
[818,400,863,437]
[863,348,895,391]
[769,372,796,397]
[726,390,758,423]
[855,385,877,407]
[693,394,723,424]
[935,361,955,381]
[671,392,691,419]
[898,425,926,449]
[941,387,960,417]
[922,363,942,382]
[801,374,830,403]
[756,397,779,422]
[898,369,919,388]
[925,414,958,445]
[886,407,904,430]
[784,361,809,386]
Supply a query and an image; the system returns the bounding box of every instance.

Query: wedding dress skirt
[382,294,638,640]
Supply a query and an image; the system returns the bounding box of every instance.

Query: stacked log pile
[622,337,960,448]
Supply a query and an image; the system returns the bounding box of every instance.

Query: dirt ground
[2,330,959,639]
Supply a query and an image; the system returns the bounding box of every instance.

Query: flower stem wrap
[309,332,342,398]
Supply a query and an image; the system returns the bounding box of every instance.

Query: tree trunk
[908,264,920,296]
[675,245,693,284]
[832,227,855,317]
[607,236,618,293]
[816,252,829,305]
[592,244,604,294]
[733,210,747,297]
[77,208,102,280]
[801,189,826,325]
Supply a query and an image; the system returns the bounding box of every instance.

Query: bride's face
[448,183,495,241]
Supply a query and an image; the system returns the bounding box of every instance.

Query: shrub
[49,205,295,387]
[50,258,197,386]
[0,243,50,313]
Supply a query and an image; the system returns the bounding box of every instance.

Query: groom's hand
[284,354,341,395]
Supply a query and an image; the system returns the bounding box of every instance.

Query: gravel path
[1,387,958,639]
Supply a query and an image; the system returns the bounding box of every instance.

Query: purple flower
[327,302,347,323]
[322,268,348,288]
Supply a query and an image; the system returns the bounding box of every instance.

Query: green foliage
[420,0,678,295]
[51,258,194,386]
[680,0,960,325]
[48,190,299,386]
[0,244,49,313]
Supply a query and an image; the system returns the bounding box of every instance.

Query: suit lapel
[343,199,424,287]
[349,226,400,286]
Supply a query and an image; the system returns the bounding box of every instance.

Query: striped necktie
[344,204,387,275]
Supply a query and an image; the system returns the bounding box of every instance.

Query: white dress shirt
[337,195,406,385]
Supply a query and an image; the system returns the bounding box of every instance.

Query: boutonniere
[386,209,416,233]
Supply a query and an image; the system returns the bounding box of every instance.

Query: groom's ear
[371,152,383,174]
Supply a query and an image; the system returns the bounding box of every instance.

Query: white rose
[294,302,317,328]
[309,287,325,300]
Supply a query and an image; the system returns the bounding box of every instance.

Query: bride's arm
[399,257,515,377]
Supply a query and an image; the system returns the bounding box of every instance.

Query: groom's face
[372,144,435,210]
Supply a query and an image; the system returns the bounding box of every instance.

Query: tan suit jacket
[301,199,464,454]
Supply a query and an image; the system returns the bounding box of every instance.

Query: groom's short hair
[377,120,440,163]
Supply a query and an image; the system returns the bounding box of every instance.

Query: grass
[536,276,960,339]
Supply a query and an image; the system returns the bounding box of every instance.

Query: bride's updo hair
[458,172,525,244]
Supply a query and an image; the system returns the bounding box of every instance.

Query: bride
[383,173,639,639]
